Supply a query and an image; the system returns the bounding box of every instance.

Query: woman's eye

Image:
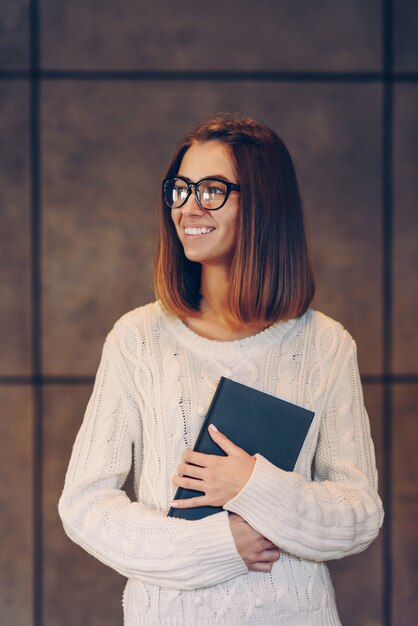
[208,186,225,195]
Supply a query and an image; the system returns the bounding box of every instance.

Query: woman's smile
[184,225,216,237]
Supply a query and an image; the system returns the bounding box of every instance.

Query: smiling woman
[58,113,383,625]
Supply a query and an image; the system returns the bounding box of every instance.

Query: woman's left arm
[221,337,384,562]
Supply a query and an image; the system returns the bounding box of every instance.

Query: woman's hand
[229,514,281,572]
[170,424,255,508]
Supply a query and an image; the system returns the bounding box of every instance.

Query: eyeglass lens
[164,179,228,210]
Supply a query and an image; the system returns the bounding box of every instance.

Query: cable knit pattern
[58,301,383,625]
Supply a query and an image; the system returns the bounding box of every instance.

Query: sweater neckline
[157,301,302,358]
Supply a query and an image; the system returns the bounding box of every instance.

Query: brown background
[0,1,417,625]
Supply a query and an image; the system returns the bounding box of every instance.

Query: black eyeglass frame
[162,176,241,211]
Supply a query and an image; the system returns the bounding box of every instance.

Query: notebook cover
[167,377,315,520]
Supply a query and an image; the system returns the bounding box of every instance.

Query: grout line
[29,1,43,625]
[0,69,418,82]
[0,375,96,385]
[1,374,417,386]
[382,1,393,625]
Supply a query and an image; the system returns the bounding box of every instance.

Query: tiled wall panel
[392,385,418,625]
[40,0,381,71]
[394,0,418,71]
[0,82,32,375]
[42,81,382,375]
[0,1,29,69]
[393,85,418,373]
[0,387,33,626]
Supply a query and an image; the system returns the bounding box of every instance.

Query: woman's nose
[180,190,205,214]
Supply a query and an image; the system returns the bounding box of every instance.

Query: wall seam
[1,69,418,82]
[29,0,42,625]
[382,1,394,625]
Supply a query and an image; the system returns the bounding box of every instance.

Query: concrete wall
[0,1,417,624]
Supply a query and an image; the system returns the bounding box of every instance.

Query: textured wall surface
[0,1,417,625]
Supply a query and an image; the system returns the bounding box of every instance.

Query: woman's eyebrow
[177,174,232,182]
[207,175,231,181]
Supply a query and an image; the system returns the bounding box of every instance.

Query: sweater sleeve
[223,335,384,562]
[58,329,248,591]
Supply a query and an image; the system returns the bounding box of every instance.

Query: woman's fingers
[172,475,204,490]
[247,547,281,572]
[172,446,256,507]
[247,548,281,566]
[176,462,205,479]
[228,513,282,572]
[249,561,275,573]
[259,549,281,562]
[170,495,206,508]
[182,449,215,467]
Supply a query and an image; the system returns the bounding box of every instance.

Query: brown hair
[154,113,315,323]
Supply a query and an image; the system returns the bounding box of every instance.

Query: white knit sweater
[58,301,384,625]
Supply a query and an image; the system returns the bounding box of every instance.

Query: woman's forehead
[178,141,236,181]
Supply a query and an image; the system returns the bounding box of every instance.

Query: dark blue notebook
[167,377,315,520]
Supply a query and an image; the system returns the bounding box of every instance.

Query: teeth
[184,227,214,235]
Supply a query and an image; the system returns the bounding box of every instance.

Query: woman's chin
[183,247,209,264]
[183,251,204,263]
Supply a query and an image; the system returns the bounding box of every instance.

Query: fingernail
[170,501,178,507]
[209,424,218,432]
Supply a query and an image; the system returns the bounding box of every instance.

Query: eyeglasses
[162,176,240,211]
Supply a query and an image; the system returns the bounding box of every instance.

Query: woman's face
[171,141,240,270]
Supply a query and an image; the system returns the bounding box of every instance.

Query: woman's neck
[199,266,233,324]
[181,265,270,341]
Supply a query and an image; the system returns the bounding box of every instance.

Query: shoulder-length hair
[154,113,315,324]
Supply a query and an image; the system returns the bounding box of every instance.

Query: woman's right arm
[58,328,248,591]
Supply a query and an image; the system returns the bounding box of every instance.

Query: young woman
[59,114,384,625]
